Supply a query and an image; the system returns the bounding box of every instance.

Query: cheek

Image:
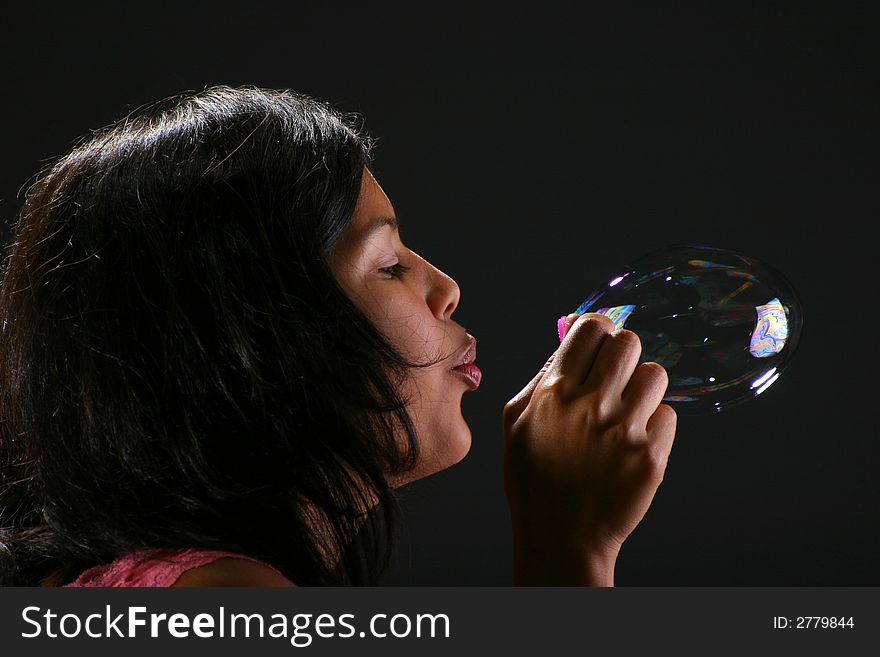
[370,297,445,360]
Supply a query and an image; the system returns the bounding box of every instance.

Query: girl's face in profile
[329,169,477,486]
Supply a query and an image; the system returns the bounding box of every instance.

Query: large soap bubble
[557,243,803,414]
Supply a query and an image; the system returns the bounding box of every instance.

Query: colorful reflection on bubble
[592,305,636,331]
[750,297,789,358]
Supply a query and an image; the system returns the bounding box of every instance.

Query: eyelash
[379,263,411,279]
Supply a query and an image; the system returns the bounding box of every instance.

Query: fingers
[546,313,616,388]
[645,403,677,467]
[506,314,660,428]
[557,312,580,342]
[504,313,609,423]
[582,328,643,398]
[621,361,670,428]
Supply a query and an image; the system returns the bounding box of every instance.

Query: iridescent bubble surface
[557,243,803,414]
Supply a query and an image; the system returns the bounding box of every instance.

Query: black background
[2,3,877,585]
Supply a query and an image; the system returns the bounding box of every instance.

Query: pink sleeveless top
[63,547,289,587]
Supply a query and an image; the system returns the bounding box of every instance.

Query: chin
[393,426,472,487]
[447,426,472,466]
[430,425,473,474]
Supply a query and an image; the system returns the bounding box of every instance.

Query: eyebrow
[363,215,399,239]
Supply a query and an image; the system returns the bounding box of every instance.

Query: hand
[502,313,677,585]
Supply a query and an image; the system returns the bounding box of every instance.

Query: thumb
[504,313,579,422]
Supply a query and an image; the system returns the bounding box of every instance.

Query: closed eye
[379,263,411,279]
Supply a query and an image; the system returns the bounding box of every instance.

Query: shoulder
[172,555,297,587]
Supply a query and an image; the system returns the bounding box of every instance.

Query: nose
[413,250,460,320]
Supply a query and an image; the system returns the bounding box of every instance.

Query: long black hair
[0,84,431,586]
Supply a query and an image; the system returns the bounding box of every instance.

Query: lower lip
[450,363,482,390]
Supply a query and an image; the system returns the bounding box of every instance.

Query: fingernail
[557,315,568,342]
[557,313,581,342]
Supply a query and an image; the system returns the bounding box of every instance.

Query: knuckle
[575,313,615,339]
[650,443,669,468]
[613,328,642,352]
[652,469,666,486]
[502,410,531,446]
[503,417,524,444]
[639,361,669,384]
[621,419,645,446]
[655,402,677,425]
[591,389,617,422]
[541,373,567,398]
[590,313,617,333]
[643,447,668,479]
[503,425,530,459]
[533,374,575,408]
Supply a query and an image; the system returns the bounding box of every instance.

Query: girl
[0,85,675,587]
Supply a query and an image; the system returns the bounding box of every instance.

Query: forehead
[348,169,398,239]
[329,169,398,267]
[355,169,392,215]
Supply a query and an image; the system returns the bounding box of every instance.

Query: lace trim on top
[63,547,287,587]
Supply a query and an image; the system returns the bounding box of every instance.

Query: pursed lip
[451,337,477,368]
